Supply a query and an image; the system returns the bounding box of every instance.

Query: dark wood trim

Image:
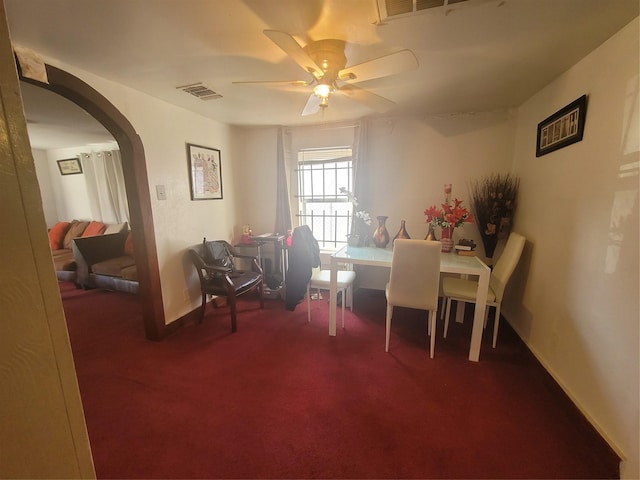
[20,66,166,340]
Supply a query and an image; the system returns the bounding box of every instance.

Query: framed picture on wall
[187,143,223,200]
[536,95,588,157]
[57,157,83,175]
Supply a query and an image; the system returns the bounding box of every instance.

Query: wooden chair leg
[228,292,238,333]
[199,292,207,323]
[258,280,264,308]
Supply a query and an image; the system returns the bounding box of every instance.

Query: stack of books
[454,244,476,256]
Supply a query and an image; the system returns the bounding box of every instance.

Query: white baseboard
[507,318,626,464]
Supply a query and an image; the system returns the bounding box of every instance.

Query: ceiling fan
[234,30,418,116]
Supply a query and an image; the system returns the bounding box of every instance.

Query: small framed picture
[187,143,223,200]
[57,157,83,175]
[536,95,587,157]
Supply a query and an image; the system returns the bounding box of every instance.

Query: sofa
[48,219,134,292]
[72,229,138,294]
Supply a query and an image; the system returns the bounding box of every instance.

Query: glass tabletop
[332,245,488,273]
[332,245,393,266]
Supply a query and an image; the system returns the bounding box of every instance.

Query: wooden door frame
[20,65,166,340]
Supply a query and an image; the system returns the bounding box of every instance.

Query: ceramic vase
[440,226,454,253]
[372,216,390,248]
[424,223,438,241]
[393,219,411,246]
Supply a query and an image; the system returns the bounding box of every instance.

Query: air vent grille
[176,82,223,101]
[380,0,469,18]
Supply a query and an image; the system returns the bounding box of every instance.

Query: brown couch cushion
[52,250,76,271]
[82,221,106,237]
[91,255,136,277]
[120,265,138,281]
[63,220,90,249]
[48,221,70,250]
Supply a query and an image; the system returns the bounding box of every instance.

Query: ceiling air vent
[379,0,470,19]
[176,82,223,101]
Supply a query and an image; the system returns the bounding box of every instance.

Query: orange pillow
[124,232,135,257]
[48,222,71,250]
[82,221,106,237]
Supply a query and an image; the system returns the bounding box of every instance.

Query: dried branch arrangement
[470,173,520,260]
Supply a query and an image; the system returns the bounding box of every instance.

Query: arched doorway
[21,65,166,340]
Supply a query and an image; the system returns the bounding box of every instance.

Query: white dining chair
[442,232,526,348]
[306,267,356,328]
[385,239,442,358]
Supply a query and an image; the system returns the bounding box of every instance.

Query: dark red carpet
[60,282,619,479]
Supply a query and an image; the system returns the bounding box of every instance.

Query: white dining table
[329,245,491,362]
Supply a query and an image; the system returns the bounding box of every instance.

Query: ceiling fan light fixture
[319,96,330,108]
[313,83,332,99]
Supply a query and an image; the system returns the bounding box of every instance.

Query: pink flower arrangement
[424,198,475,229]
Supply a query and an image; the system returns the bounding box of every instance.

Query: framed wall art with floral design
[187,143,223,200]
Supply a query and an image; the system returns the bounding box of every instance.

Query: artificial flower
[424,198,474,229]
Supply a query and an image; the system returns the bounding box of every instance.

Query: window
[296,147,353,249]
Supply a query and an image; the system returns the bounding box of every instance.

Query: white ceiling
[20,82,117,149]
[5,0,639,149]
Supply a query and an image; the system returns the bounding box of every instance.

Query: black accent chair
[189,239,264,332]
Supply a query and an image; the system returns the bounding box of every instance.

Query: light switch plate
[156,185,167,200]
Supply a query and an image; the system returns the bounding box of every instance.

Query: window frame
[295,147,354,249]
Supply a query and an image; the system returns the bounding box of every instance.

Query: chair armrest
[73,231,128,265]
[231,253,263,275]
[200,264,236,294]
[251,257,263,276]
[72,231,129,289]
[232,253,258,260]
[202,263,233,276]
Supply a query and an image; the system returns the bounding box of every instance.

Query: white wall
[135,100,236,321]
[508,18,639,478]
[32,148,58,226]
[231,125,279,236]
[365,113,516,245]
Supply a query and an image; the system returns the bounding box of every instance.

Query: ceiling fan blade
[338,50,418,83]
[302,94,321,116]
[232,79,311,87]
[337,84,395,112]
[263,30,324,80]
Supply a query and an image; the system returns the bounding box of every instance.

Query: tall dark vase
[481,234,498,265]
[372,216,390,248]
[393,219,410,246]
